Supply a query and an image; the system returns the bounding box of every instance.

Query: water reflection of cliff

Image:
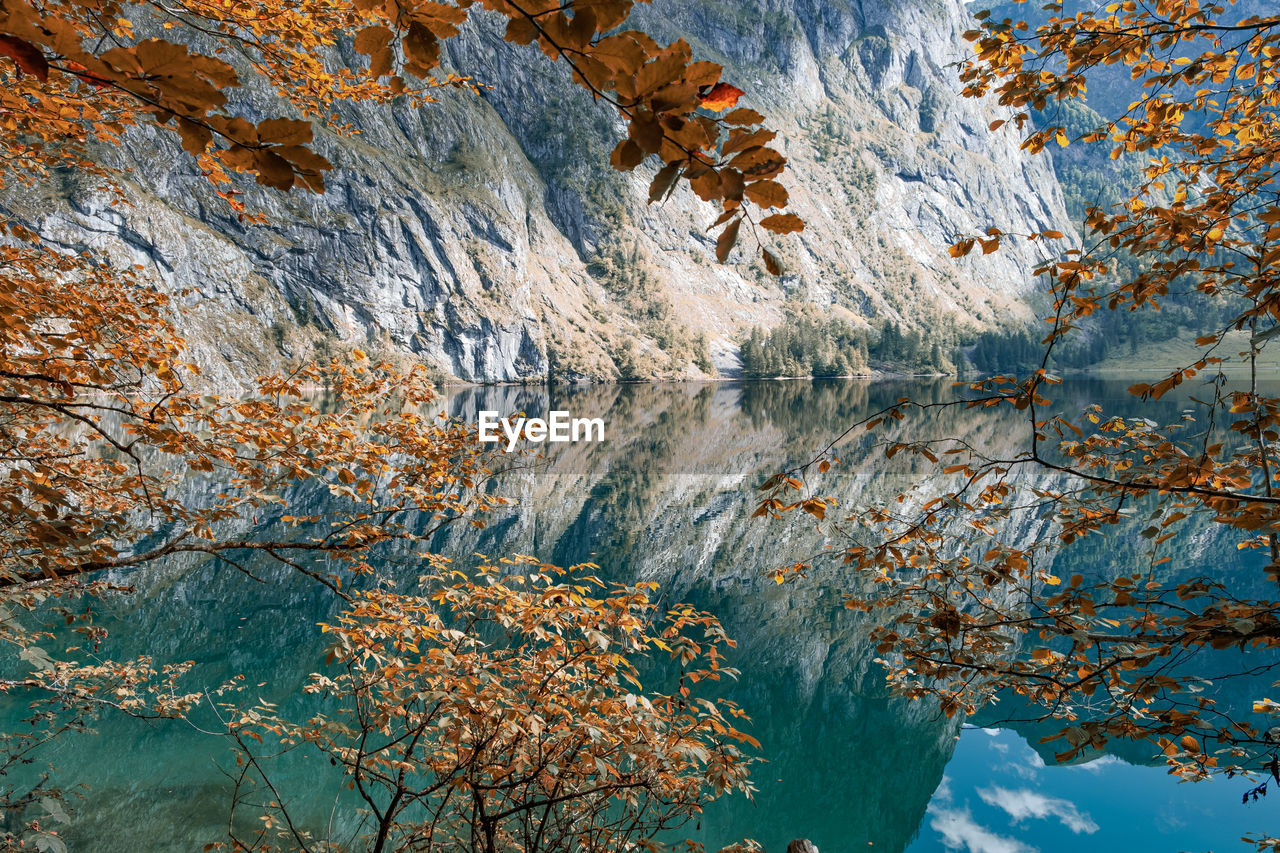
[12,379,1265,853]
[432,379,1050,853]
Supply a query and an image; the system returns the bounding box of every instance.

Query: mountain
[0,0,1075,384]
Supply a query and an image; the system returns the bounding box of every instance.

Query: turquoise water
[7,379,1275,852]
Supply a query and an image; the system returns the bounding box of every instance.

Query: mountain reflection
[5,379,1269,852]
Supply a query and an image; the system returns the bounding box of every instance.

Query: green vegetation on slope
[740,311,953,377]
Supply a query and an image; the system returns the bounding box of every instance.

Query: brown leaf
[729,145,785,175]
[257,118,313,146]
[745,179,788,208]
[415,2,469,39]
[722,108,765,126]
[648,162,682,203]
[404,23,441,73]
[0,35,49,82]
[690,168,721,202]
[275,145,332,176]
[634,53,687,97]
[630,111,664,155]
[354,25,394,56]
[592,34,645,74]
[759,213,804,235]
[581,0,633,30]
[176,118,213,156]
[683,61,721,88]
[650,82,699,114]
[567,7,597,49]
[706,207,738,230]
[368,45,394,79]
[720,168,745,202]
[135,39,195,77]
[715,218,741,263]
[803,499,826,521]
[722,128,776,156]
[254,149,296,190]
[610,138,645,171]
[571,55,614,92]
[762,248,783,276]
[504,17,539,45]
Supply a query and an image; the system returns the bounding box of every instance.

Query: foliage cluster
[221,559,756,853]
[754,2,1280,827]
[0,0,805,846]
[0,0,802,257]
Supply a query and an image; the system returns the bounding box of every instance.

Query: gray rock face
[3,0,1074,385]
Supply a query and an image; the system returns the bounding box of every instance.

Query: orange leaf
[699,82,744,112]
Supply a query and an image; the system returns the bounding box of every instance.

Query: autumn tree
[756,0,1280,838]
[0,0,798,846]
[219,558,757,853]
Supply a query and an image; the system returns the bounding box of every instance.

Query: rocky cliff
[1,0,1074,384]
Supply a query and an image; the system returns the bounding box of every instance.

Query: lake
[13,378,1274,852]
